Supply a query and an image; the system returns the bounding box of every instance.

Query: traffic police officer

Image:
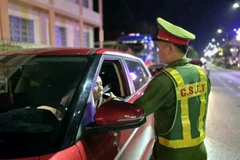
[134,17,211,160]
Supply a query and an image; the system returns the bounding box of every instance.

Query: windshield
[0,55,89,158]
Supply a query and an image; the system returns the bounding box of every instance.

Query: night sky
[101,0,240,55]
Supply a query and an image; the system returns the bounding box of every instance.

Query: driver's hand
[106,92,116,101]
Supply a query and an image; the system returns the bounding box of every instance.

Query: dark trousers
[152,141,207,160]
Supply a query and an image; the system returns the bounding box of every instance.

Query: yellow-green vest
[158,64,209,149]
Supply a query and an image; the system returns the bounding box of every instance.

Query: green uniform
[134,58,211,160]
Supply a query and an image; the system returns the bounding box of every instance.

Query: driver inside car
[35,76,118,119]
[60,75,117,109]
[94,76,117,108]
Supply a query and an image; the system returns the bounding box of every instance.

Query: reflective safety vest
[158,64,209,149]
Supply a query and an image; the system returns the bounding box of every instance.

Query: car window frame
[122,57,151,93]
[53,54,98,151]
[75,54,132,141]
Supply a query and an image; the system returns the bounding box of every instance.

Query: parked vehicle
[0,48,155,160]
[116,33,158,66]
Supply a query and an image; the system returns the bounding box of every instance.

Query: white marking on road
[238,86,240,89]
[228,80,232,83]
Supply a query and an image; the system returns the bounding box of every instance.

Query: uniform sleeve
[133,73,174,116]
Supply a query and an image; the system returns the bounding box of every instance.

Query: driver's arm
[37,106,63,119]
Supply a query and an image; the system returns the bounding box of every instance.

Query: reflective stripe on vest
[158,66,207,148]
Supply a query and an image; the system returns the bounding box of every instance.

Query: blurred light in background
[217,29,222,33]
[233,2,240,9]
[236,28,240,41]
[130,72,137,81]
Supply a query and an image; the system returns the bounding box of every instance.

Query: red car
[0,48,155,160]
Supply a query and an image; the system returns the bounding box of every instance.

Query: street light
[217,29,228,44]
[217,29,222,33]
[233,2,240,9]
[212,38,216,42]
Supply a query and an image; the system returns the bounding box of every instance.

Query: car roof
[0,47,92,55]
[0,47,134,57]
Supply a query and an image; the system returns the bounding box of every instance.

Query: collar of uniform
[167,58,189,67]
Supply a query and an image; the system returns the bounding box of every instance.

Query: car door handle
[112,132,120,151]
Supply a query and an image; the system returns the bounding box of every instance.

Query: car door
[76,55,132,160]
[113,58,155,160]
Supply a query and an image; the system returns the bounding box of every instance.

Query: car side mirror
[85,100,146,132]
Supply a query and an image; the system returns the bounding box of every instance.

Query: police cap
[155,17,196,45]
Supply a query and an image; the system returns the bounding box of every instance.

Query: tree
[186,46,199,59]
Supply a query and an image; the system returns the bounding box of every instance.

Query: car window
[99,60,130,98]
[125,60,149,91]
[81,59,131,126]
[76,58,132,159]
[0,54,90,158]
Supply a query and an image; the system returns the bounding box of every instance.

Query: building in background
[0,0,103,48]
